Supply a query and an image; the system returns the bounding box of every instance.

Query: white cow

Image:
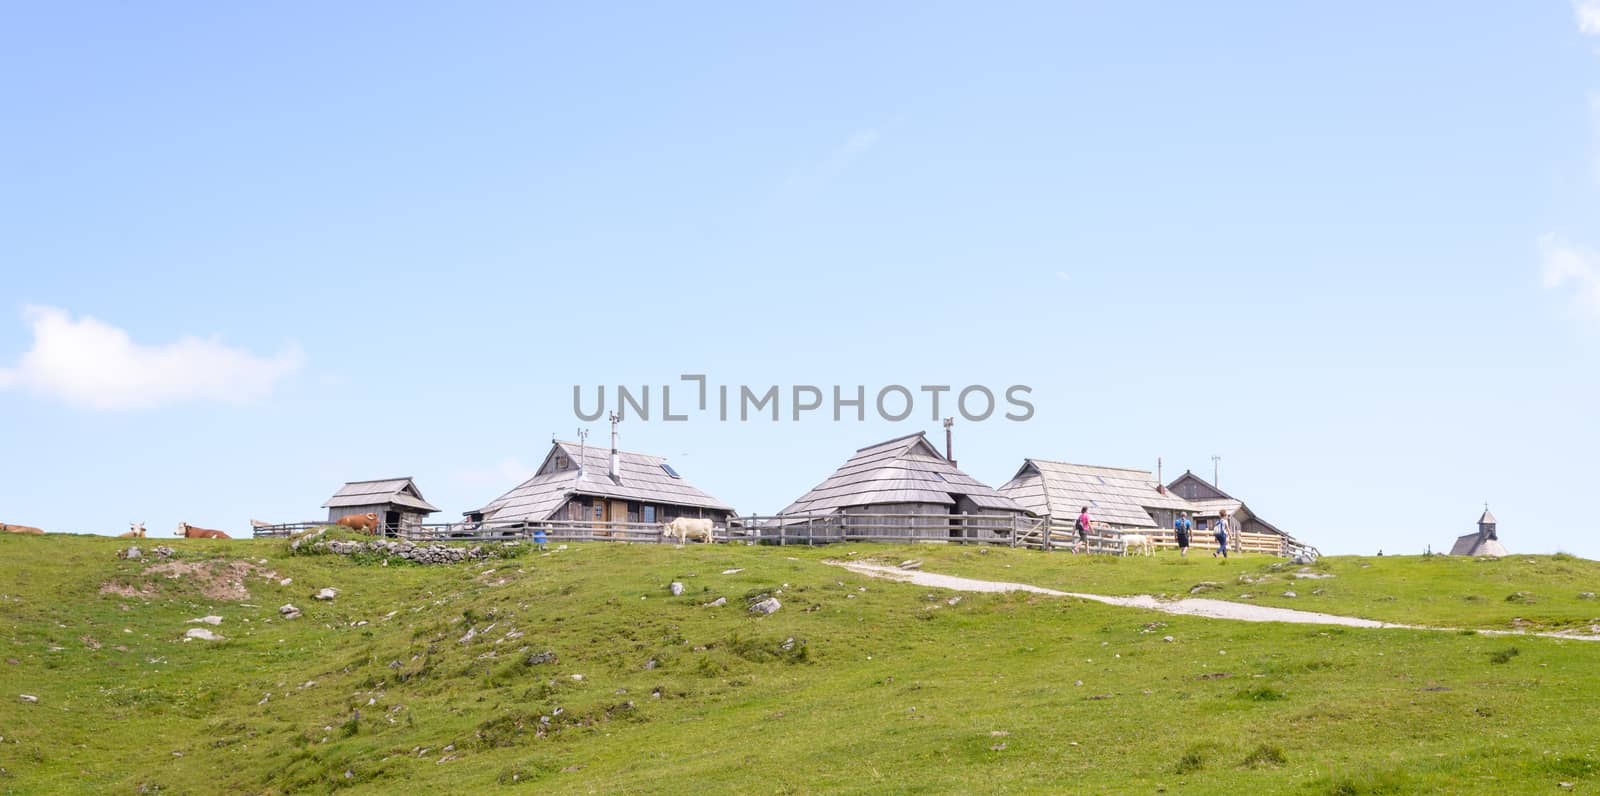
[662,517,715,545]
[1121,533,1154,556]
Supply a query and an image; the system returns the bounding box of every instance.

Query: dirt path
[830,561,1600,641]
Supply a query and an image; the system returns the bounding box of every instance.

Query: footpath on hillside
[830,561,1600,642]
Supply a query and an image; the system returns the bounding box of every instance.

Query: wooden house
[323,477,440,536]
[1449,507,1508,557]
[997,459,1191,530]
[1166,470,1289,539]
[778,432,1024,538]
[467,439,734,526]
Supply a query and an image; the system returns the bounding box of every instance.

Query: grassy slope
[818,544,1600,633]
[0,535,1596,795]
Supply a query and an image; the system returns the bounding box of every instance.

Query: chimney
[608,411,621,482]
[1157,457,1166,494]
[942,417,955,466]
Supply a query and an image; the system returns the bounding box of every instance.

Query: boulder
[188,616,224,626]
[670,582,685,596]
[314,588,338,601]
[118,546,142,560]
[183,628,224,641]
[279,604,302,620]
[749,597,782,616]
[19,694,38,703]
[525,650,558,666]
[705,597,727,608]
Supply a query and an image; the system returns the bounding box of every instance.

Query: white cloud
[0,305,302,410]
[1577,0,1600,35]
[1540,235,1600,315]
[776,126,888,198]
[817,128,881,182]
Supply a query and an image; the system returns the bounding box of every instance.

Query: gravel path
[831,561,1600,641]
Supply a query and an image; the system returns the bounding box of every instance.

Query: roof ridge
[555,440,665,460]
[1027,458,1156,475]
[340,476,414,485]
[854,431,928,453]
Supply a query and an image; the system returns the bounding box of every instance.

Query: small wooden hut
[1165,470,1289,540]
[997,459,1191,530]
[323,477,440,536]
[778,432,1024,539]
[467,440,734,526]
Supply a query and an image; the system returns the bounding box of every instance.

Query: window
[1196,519,1209,530]
[660,463,681,479]
[643,506,656,523]
[556,455,570,471]
[931,472,947,482]
[592,502,604,521]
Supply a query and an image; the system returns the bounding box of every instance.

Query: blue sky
[3,2,1599,556]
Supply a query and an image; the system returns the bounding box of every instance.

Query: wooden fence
[250,514,1317,558]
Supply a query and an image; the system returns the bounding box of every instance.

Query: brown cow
[341,513,379,533]
[336,513,380,534]
[119,522,147,539]
[176,522,231,539]
[2,523,44,535]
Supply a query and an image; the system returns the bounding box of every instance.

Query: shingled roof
[470,441,734,522]
[323,477,440,513]
[1450,532,1508,557]
[997,459,1190,528]
[779,432,1024,516]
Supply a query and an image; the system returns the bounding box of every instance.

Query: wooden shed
[778,432,1024,539]
[323,477,440,536]
[997,459,1191,530]
[1165,470,1289,540]
[467,440,734,526]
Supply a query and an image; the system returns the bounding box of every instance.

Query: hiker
[1174,512,1192,557]
[533,526,548,551]
[1074,506,1091,554]
[1212,510,1230,559]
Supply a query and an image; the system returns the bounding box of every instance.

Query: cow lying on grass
[336,513,379,534]
[119,522,146,538]
[1,523,44,535]
[176,522,231,539]
[1121,533,1154,556]
[661,517,715,545]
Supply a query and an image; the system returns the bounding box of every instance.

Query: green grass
[0,534,1597,794]
[815,544,1600,633]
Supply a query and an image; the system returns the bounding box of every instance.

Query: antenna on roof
[1211,455,1221,488]
[576,428,589,480]
[608,411,621,483]
[943,417,956,466]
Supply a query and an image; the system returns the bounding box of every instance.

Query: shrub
[1241,744,1288,768]
[1235,686,1288,702]
[1173,749,1206,774]
[1489,647,1520,665]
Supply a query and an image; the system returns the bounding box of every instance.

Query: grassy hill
[0,534,1597,794]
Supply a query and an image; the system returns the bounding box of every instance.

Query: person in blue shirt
[1174,512,1192,557]
[1212,510,1230,559]
[533,526,548,551]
